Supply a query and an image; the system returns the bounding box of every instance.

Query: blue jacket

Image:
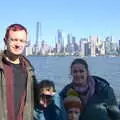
[33,93,67,120]
[60,76,120,120]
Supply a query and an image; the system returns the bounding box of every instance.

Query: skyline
[0,0,120,49]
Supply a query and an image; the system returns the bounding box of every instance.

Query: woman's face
[71,63,88,86]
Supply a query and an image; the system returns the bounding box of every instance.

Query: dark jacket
[0,51,36,120]
[33,93,67,120]
[60,76,120,120]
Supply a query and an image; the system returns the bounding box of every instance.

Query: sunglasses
[40,94,53,99]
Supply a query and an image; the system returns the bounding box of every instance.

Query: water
[27,56,120,102]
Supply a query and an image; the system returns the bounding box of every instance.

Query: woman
[33,79,66,120]
[60,58,120,120]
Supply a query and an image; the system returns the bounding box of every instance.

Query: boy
[33,80,66,120]
[64,88,83,120]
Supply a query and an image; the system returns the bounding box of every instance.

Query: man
[0,24,36,120]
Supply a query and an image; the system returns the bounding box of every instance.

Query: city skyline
[0,0,120,49]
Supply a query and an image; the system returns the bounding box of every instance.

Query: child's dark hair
[34,80,56,106]
[71,58,88,71]
[38,80,56,93]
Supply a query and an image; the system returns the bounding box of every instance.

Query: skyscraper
[56,29,64,53]
[34,22,42,55]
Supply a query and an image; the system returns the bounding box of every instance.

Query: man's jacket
[0,51,36,120]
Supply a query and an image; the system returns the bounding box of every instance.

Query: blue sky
[0,0,120,48]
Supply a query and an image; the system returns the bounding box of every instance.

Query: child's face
[39,87,55,108]
[68,108,80,120]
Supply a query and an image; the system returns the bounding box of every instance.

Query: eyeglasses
[8,38,28,45]
[40,94,53,100]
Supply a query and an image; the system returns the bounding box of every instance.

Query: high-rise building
[57,29,63,44]
[34,22,42,55]
[89,36,98,56]
[119,40,120,51]
[105,36,112,55]
[80,38,88,56]
[56,29,64,53]
[118,40,120,55]
[66,34,72,54]
[100,41,105,55]
[72,36,79,52]
[67,34,71,45]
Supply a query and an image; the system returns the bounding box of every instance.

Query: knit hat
[64,88,83,111]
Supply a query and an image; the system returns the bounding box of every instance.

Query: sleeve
[59,89,65,100]
[33,107,45,120]
[33,109,39,120]
[0,71,3,119]
[103,86,120,120]
[33,72,39,106]
[104,86,117,105]
[54,93,67,120]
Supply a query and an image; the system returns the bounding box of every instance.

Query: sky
[0,0,120,49]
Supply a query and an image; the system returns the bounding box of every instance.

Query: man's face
[6,30,27,55]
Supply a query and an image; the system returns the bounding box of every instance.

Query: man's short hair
[4,23,27,41]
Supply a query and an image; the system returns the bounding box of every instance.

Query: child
[33,80,66,120]
[64,88,83,120]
